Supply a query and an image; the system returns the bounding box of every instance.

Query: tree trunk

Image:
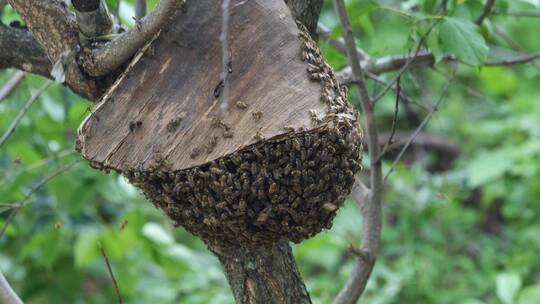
[210,242,312,304]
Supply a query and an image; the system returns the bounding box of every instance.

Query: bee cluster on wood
[125,127,361,247]
[107,23,363,248]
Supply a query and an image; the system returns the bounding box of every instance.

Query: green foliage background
[1,0,540,303]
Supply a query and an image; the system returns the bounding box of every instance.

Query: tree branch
[72,0,114,38]
[0,160,78,240]
[485,52,540,66]
[81,0,185,77]
[210,242,311,304]
[0,271,22,304]
[317,23,370,60]
[476,0,495,25]
[98,242,123,304]
[0,24,51,77]
[0,0,7,11]
[384,67,456,183]
[135,0,147,20]
[7,0,99,99]
[337,49,540,84]
[0,71,25,102]
[0,81,52,147]
[336,50,452,83]
[285,0,323,37]
[332,0,383,303]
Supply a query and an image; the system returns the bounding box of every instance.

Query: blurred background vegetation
[1,0,540,303]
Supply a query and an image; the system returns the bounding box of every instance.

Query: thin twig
[485,52,540,66]
[493,11,540,18]
[84,0,184,76]
[98,242,123,304]
[475,0,495,25]
[0,271,22,304]
[332,0,383,303]
[0,81,52,148]
[383,66,457,184]
[0,160,79,240]
[371,22,439,104]
[317,23,369,60]
[377,76,400,161]
[0,71,26,102]
[219,0,232,111]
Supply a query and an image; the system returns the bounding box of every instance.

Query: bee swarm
[122,25,362,247]
[77,1,362,248]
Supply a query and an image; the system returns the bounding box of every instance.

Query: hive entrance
[77,0,362,247]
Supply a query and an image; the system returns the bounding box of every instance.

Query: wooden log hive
[76,0,363,248]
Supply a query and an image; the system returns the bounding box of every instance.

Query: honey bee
[254,130,265,141]
[252,111,263,121]
[190,147,202,159]
[236,101,248,109]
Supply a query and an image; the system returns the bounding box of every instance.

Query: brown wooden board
[77,0,326,172]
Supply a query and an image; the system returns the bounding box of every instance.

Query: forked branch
[332,0,383,303]
[82,0,185,77]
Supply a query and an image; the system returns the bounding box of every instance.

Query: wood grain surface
[77,0,326,172]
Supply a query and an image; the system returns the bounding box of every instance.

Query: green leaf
[439,17,489,66]
[519,0,540,7]
[427,27,444,63]
[74,228,100,267]
[496,272,522,304]
[142,222,174,245]
[517,284,540,304]
[466,148,517,187]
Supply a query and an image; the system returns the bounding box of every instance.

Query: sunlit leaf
[439,17,489,66]
[497,272,522,304]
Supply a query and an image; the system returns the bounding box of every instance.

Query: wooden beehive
[77,0,362,247]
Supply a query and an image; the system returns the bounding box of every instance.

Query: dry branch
[0,24,51,77]
[0,81,52,147]
[7,0,98,99]
[0,71,25,102]
[72,0,114,38]
[317,23,369,60]
[476,0,495,25]
[332,0,383,303]
[0,160,78,240]
[285,0,323,37]
[98,242,123,304]
[82,0,185,77]
[135,0,147,20]
[384,67,456,183]
[0,272,22,304]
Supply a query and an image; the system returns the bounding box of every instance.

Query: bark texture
[211,242,311,304]
[76,0,324,171]
[285,0,323,37]
[81,0,184,77]
[0,24,51,77]
[7,0,99,99]
[72,0,114,38]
